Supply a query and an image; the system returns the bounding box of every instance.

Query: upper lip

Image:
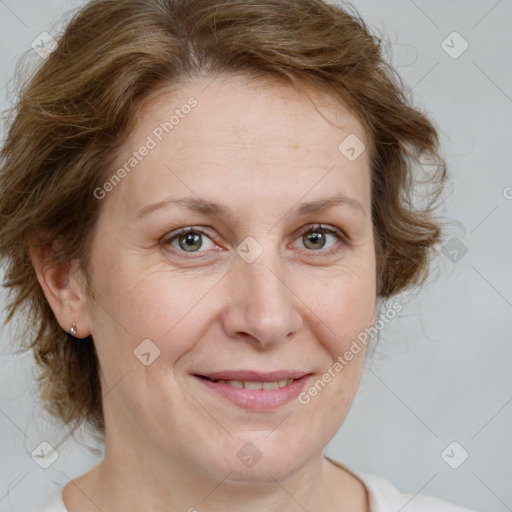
[196,370,311,382]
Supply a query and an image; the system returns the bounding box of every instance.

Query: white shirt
[29,463,476,512]
[353,469,476,511]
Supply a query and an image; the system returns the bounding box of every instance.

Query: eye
[162,224,348,259]
[292,224,347,254]
[163,227,216,254]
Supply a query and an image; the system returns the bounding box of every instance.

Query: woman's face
[84,75,377,481]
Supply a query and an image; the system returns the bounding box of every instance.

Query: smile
[193,371,312,410]
[208,378,295,389]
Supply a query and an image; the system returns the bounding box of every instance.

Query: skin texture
[32,74,377,512]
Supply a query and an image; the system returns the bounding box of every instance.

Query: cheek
[307,260,376,355]
[89,257,223,360]
[303,269,373,421]
[88,233,376,369]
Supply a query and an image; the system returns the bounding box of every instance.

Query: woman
[0,0,477,510]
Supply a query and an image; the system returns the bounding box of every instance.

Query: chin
[194,433,317,483]
[213,457,309,484]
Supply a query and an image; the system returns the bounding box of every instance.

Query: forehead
[104,75,372,216]
[138,74,368,151]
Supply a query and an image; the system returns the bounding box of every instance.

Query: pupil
[306,231,324,249]
[180,232,202,252]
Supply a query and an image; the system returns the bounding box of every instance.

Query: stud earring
[69,323,77,337]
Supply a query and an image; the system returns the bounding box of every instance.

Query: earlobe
[30,244,91,339]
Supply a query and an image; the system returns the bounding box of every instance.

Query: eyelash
[161,224,349,259]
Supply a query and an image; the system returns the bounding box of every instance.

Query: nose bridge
[225,243,302,346]
[246,256,288,311]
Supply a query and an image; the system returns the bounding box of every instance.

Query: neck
[94,451,331,512]
[62,411,368,512]
[64,442,367,512]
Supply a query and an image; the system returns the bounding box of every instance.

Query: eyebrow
[135,192,367,220]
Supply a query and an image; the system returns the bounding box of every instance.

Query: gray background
[0,1,511,511]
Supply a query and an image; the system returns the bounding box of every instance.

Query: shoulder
[352,469,477,512]
[25,489,67,512]
[325,455,476,512]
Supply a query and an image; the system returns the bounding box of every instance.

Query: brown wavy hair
[0,0,447,439]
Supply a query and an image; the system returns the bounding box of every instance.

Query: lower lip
[194,375,311,410]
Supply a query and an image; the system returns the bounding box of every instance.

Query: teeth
[244,381,263,390]
[215,379,294,389]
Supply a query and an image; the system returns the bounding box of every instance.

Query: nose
[221,251,304,349]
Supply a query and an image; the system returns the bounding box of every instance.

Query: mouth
[192,370,312,409]
[196,375,298,390]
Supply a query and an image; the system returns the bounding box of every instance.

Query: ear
[30,243,91,339]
